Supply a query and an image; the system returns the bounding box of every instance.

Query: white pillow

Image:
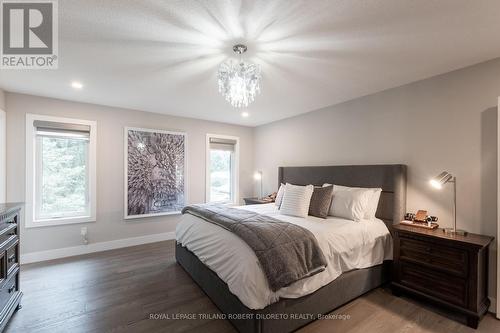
[280,183,314,218]
[366,189,382,219]
[324,184,382,220]
[333,185,382,220]
[275,183,285,207]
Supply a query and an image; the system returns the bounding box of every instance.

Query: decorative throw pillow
[275,183,285,207]
[332,185,382,220]
[280,183,314,218]
[308,185,334,218]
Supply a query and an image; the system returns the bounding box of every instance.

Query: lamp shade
[429,171,453,189]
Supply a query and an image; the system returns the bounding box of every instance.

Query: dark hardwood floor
[5,240,500,333]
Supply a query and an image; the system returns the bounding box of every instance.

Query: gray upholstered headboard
[278,164,407,227]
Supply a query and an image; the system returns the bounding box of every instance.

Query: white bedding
[175,203,392,310]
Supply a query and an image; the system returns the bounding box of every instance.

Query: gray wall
[0,89,5,110]
[254,58,500,300]
[5,93,254,254]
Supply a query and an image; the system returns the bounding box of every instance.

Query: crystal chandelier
[217,44,261,108]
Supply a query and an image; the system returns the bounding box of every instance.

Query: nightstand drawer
[400,261,467,307]
[0,225,16,251]
[399,236,467,277]
[5,240,19,276]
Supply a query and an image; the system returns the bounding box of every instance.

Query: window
[206,135,239,204]
[26,114,96,227]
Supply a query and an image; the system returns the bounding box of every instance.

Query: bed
[176,164,407,333]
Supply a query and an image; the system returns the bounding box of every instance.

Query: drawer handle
[8,285,15,293]
[7,254,16,263]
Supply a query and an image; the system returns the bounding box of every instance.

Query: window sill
[25,216,96,228]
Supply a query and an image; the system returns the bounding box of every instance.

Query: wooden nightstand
[391,224,494,328]
[243,197,274,205]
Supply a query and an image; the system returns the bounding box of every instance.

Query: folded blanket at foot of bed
[181,204,327,291]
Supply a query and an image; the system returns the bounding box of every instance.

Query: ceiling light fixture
[217,44,261,108]
[241,112,249,118]
[71,81,83,89]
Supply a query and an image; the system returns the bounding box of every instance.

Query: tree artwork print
[125,128,186,218]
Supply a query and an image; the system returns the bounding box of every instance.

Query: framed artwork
[124,127,187,219]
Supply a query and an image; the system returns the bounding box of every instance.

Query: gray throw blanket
[181,204,327,291]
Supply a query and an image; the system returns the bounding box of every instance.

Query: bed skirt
[175,242,391,333]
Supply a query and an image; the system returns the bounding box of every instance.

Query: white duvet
[175,203,392,310]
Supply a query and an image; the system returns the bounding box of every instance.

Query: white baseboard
[489,297,497,314]
[20,231,176,264]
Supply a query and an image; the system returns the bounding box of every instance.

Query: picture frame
[124,127,187,219]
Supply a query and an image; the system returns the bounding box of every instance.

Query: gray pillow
[309,185,334,218]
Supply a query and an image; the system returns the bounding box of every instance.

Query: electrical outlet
[81,227,88,245]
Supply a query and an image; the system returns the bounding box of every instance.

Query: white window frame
[205,134,239,204]
[25,114,97,228]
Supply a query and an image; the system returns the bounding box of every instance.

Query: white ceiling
[1,0,500,126]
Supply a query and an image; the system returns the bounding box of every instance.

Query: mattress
[175,203,392,310]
